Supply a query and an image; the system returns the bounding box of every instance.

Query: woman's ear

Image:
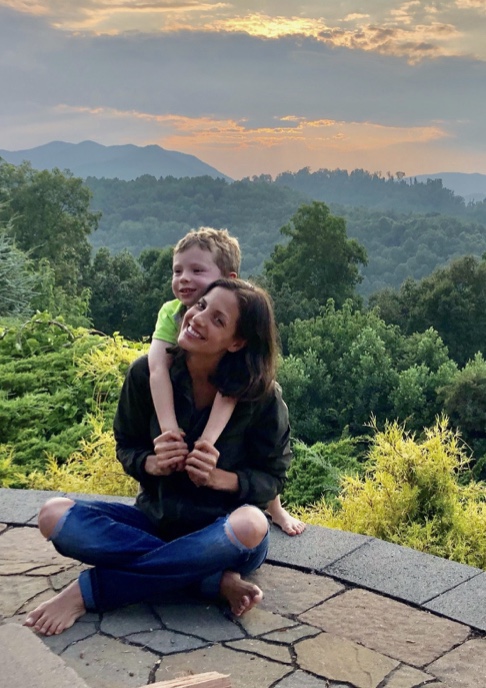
[227,338,246,353]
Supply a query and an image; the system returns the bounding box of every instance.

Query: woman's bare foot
[24,580,86,636]
[220,571,263,617]
[267,504,306,536]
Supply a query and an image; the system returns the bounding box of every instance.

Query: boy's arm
[148,338,179,434]
[200,393,237,445]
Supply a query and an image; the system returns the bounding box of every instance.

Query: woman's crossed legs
[24,497,269,636]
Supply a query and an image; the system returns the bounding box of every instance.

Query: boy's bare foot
[267,507,306,536]
[24,580,86,636]
[220,571,263,617]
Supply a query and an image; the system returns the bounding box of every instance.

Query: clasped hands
[144,429,219,487]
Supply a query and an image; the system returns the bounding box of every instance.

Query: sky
[1,0,486,179]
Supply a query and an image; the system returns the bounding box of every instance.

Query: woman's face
[178,286,246,357]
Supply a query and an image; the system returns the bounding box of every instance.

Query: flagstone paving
[2,488,486,688]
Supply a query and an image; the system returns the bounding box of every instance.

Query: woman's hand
[185,439,220,487]
[144,430,188,476]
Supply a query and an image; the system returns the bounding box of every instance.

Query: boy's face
[172,245,224,307]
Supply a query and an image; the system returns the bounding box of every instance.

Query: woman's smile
[178,286,245,356]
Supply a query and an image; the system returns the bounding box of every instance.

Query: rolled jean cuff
[79,570,96,611]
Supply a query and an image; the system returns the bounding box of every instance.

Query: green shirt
[152,299,185,344]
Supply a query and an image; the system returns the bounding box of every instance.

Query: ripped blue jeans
[50,499,269,612]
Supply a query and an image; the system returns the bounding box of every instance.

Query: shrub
[298,418,486,568]
[282,437,363,508]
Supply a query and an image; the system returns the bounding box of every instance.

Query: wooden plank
[139,671,231,688]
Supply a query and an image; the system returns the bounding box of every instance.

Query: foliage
[282,438,363,508]
[0,314,145,483]
[439,354,486,473]
[275,168,466,215]
[23,416,137,497]
[298,419,486,569]
[0,228,36,316]
[87,174,305,276]
[88,246,173,338]
[264,202,367,309]
[0,160,99,296]
[371,255,486,366]
[278,300,456,444]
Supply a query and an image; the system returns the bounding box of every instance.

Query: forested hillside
[4,159,486,566]
[85,171,486,294]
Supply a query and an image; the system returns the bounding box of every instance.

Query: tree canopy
[264,201,367,310]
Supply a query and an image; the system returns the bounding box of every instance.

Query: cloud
[1,4,485,176]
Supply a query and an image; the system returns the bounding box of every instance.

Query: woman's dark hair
[204,278,278,401]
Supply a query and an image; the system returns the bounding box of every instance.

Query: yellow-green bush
[298,418,486,568]
[23,415,137,497]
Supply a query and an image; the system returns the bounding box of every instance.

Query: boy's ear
[228,271,237,279]
[227,338,246,353]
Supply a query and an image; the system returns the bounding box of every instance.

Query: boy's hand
[185,439,220,487]
[145,430,188,476]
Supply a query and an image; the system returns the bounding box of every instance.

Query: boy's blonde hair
[174,227,241,276]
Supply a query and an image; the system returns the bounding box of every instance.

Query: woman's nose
[191,309,206,325]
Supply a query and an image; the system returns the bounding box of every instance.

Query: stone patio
[2,487,486,688]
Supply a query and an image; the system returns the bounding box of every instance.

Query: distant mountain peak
[0,140,232,182]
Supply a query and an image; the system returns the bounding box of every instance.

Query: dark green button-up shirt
[114,355,291,540]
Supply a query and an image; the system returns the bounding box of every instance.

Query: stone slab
[249,563,344,616]
[100,603,163,636]
[226,638,292,664]
[155,644,290,688]
[0,488,64,525]
[0,526,68,565]
[295,632,398,688]
[42,619,98,654]
[273,671,332,687]
[62,634,158,688]
[384,665,439,687]
[0,573,51,617]
[323,538,480,605]
[424,571,486,631]
[427,638,486,688]
[299,588,470,667]
[268,523,371,570]
[155,602,245,641]
[1,623,90,688]
[126,628,208,654]
[262,624,321,644]
[236,607,297,636]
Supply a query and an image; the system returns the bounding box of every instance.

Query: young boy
[149,227,305,536]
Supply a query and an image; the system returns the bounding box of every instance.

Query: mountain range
[1,141,486,201]
[0,140,232,182]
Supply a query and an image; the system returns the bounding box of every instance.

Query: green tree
[88,246,173,338]
[372,256,486,366]
[264,202,367,311]
[0,228,36,317]
[0,161,100,295]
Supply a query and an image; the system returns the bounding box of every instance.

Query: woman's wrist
[208,468,239,493]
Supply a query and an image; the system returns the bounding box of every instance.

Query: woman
[25,279,291,636]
